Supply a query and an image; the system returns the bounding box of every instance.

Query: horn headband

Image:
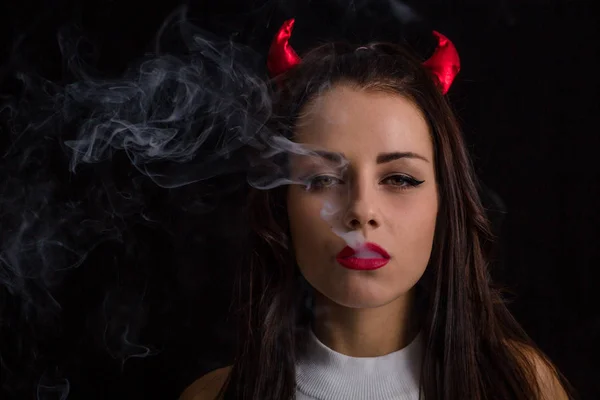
[267,19,461,95]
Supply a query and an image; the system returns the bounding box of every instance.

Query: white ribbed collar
[296,329,423,400]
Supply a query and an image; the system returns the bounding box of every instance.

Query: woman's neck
[311,289,419,357]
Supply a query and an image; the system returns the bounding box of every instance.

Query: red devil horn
[267,21,460,94]
[422,31,461,94]
[267,18,302,77]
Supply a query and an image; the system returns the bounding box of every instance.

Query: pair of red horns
[267,19,460,95]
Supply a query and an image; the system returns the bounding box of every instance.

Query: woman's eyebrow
[376,151,430,164]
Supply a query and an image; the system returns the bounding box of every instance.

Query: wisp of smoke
[0,4,300,398]
[1,2,419,396]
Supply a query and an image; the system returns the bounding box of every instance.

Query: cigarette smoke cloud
[1,1,427,396]
[2,5,296,313]
[0,5,359,398]
[0,5,269,398]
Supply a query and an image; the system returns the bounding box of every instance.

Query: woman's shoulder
[179,365,233,400]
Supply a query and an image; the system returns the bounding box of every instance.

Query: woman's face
[286,83,439,309]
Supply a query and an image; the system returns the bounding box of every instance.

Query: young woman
[181,19,574,400]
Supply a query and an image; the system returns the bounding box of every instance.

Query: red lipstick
[336,242,390,271]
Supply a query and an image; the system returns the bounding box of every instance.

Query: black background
[1,0,598,399]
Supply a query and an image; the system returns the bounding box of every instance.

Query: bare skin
[287,83,438,357]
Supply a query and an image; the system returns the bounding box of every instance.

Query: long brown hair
[217,41,575,399]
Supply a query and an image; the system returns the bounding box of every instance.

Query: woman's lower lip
[336,257,389,270]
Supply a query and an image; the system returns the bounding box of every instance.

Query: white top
[295,329,423,400]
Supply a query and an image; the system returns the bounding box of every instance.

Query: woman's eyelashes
[381,174,425,189]
[303,174,425,192]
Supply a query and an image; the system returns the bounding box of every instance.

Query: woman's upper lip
[336,242,390,259]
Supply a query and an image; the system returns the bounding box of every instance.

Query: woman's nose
[341,182,381,231]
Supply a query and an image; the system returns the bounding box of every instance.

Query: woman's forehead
[293,84,433,162]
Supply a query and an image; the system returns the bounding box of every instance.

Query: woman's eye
[382,175,424,189]
[306,176,341,190]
